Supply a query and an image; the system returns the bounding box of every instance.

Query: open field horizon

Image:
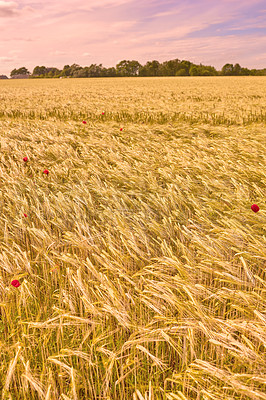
[0,76,266,125]
[0,77,265,399]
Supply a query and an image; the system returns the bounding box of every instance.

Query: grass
[0,77,265,399]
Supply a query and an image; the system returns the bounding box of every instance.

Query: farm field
[0,77,265,399]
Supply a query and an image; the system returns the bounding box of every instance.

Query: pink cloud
[0,55,15,62]
[0,1,19,17]
[0,1,34,17]
[0,0,265,75]
[136,34,266,69]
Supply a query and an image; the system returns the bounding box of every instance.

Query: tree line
[9,60,266,78]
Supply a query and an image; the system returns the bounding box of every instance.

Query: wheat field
[0,77,265,400]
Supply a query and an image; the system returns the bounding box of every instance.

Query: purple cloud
[0,0,265,75]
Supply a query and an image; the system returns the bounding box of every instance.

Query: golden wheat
[0,77,265,399]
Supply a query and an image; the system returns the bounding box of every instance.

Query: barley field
[0,77,265,400]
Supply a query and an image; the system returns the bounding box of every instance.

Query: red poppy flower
[23,157,28,162]
[102,112,105,115]
[50,265,59,273]
[43,169,49,175]
[251,204,259,213]
[82,120,87,124]
[11,280,21,288]
[120,128,123,131]
[23,213,27,217]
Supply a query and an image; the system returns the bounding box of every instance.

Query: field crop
[0,77,265,399]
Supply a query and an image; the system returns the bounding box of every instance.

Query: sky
[0,0,266,75]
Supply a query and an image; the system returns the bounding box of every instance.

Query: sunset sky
[0,0,266,75]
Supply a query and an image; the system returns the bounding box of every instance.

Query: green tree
[106,67,116,77]
[10,67,30,76]
[139,66,149,76]
[46,67,61,77]
[233,63,241,76]
[68,64,82,77]
[144,60,160,76]
[61,65,71,76]
[159,59,180,76]
[87,64,103,77]
[175,68,188,76]
[254,68,266,76]
[116,60,142,76]
[189,65,200,76]
[240,67,251,76]
[101,67,116,77]
[178,60,192,75]
[221,63,234,75]
[32,66,47,76]
[204,65,218,76]
[73,68,88,78]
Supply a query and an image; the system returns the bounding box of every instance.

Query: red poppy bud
[251,204,259,213]
[43,169,49,175]
[23,213,27,217]
[82,120,87,124]
[11,280,21,287]
[120,128,123,131]
[23,157,28,162]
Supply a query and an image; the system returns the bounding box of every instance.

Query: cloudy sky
[0,0,266,75]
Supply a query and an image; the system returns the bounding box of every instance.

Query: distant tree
[8,58,265,79]
[233,63,241,76]
[116,60,127,76]
[87,64,103,77]
[250,69,257,76]
[105,67,117,77]
[240,67,251,76]
[68,64,82,77]
[32,66,48,76]
[10,67,30,77]
[61,65,71,76]
[178,60,192,75]
[159,59,180,76]
[189,65,200,76]
[58,64,81,77]
[73,67,89,78]
[175,68,188,76]
[100,67,117,77]
[157,62,167,76]
[200,64,217,76]
[221,63,234,75]
[202,69,211,76]
[46,67,61,76]
[139,60,160,76]
[204,65,218,76]
[116,60,142,76]
[255,68,266,76]
[139,66,148,76]
[145,60,160,76]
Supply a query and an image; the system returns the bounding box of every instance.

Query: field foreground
[0,77,265,399]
